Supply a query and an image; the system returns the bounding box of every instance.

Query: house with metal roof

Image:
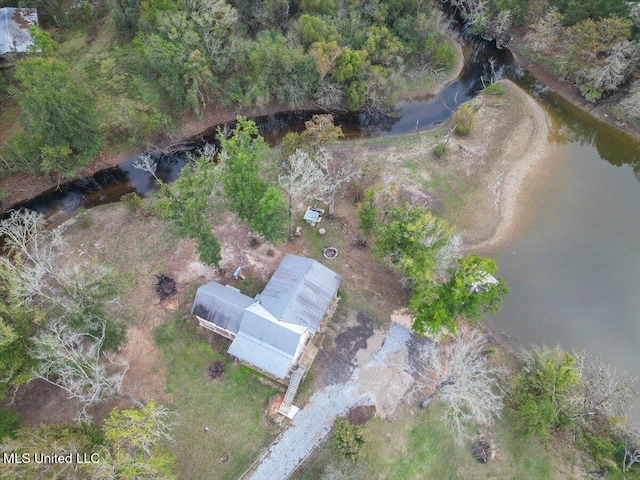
[192,254,342,382]
[0,8,38,56]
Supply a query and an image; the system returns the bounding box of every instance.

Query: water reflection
[503,69,640,180]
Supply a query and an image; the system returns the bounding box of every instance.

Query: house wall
[196,316,236,340]
[291,331,312,368]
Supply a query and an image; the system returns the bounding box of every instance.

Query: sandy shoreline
[464,80,552,252]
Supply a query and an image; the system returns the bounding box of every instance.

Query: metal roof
[191,283,253,334]
[0,8,38,55]
[257,254,342,333]
[228,331,294,379]
[192,254,341,378]
[303,208,321,222]
[240,310,301,355]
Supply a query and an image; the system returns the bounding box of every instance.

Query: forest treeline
[2,0,638,181]
[445,0,640,122]
[0,0,457,179]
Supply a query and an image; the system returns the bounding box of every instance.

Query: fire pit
[323,247,338,259]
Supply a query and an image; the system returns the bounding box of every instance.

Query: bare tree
[588,41,640,93]
[133,153,160,181]
[482,9,512,48]
[572,352,637,424]
[315,149,361,216]
[31,319,129,422]
[624,432,640,472]
[313,81,347,111]
[619,81,640,123]
[279,149,326,234]
[0,209,69,304]
[0,209,130,418]
[525,9,563,54]
[408,329,505,442]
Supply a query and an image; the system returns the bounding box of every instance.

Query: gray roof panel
[0,8,38,55]
[258,254,342,332]
[239,311,301,355]
[191,282,254,334]
[228,332,293,379]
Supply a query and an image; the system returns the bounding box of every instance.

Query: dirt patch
[347,405,376,425]
[313,311,377,387]
[207,361,225,379]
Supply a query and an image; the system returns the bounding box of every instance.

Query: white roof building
[0,8,38,55]
[192,254,342,381]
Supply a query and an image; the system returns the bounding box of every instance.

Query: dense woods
[1,1,639,478]
[445,0,640,115]
[0,0,457,179]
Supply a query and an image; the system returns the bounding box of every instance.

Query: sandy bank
[463,80,552,252]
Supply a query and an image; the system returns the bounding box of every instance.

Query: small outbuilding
[192,254,342,382]
[0,8,38,56]
[303,206,324,227]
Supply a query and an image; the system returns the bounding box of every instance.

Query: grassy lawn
[294,403,592,480]
[155,316,283,480]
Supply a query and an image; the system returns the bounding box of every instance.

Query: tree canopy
[13,56,99,177]
[220,117,288,243]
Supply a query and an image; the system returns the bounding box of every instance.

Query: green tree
[219,117,270,218]
[373,204,458,284]
[14,57,99,176]
[92,402,176,479]
[511,346,582,441]
[548,0,630,25]
[356,187,378,238]
[296,14,338,48]
[409,254,509,335]
[136,11,216,112]
[154,157,222,266]
[331,417,365,461]
[220,117,288,242]
[251,186,289,243]
[0,423,103,479]
[0,266,41,398]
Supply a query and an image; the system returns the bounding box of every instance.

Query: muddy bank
[509,48,640,140]
[464,80,552,251]
[1,42,464,211]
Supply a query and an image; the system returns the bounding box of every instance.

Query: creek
[8,24,640,423]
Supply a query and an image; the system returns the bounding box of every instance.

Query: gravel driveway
[248,322,416,480]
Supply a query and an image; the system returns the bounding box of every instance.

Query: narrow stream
[10,33,512,221]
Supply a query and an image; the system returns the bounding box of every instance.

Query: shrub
[452,104,477,136]
[483,83,506,96]
[121,192,143,215]
[75,208,93,229]
[433,142,448,158]
[579,83,603,103]
[331,417,366,461]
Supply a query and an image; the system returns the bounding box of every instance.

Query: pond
[482,85,640,425]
